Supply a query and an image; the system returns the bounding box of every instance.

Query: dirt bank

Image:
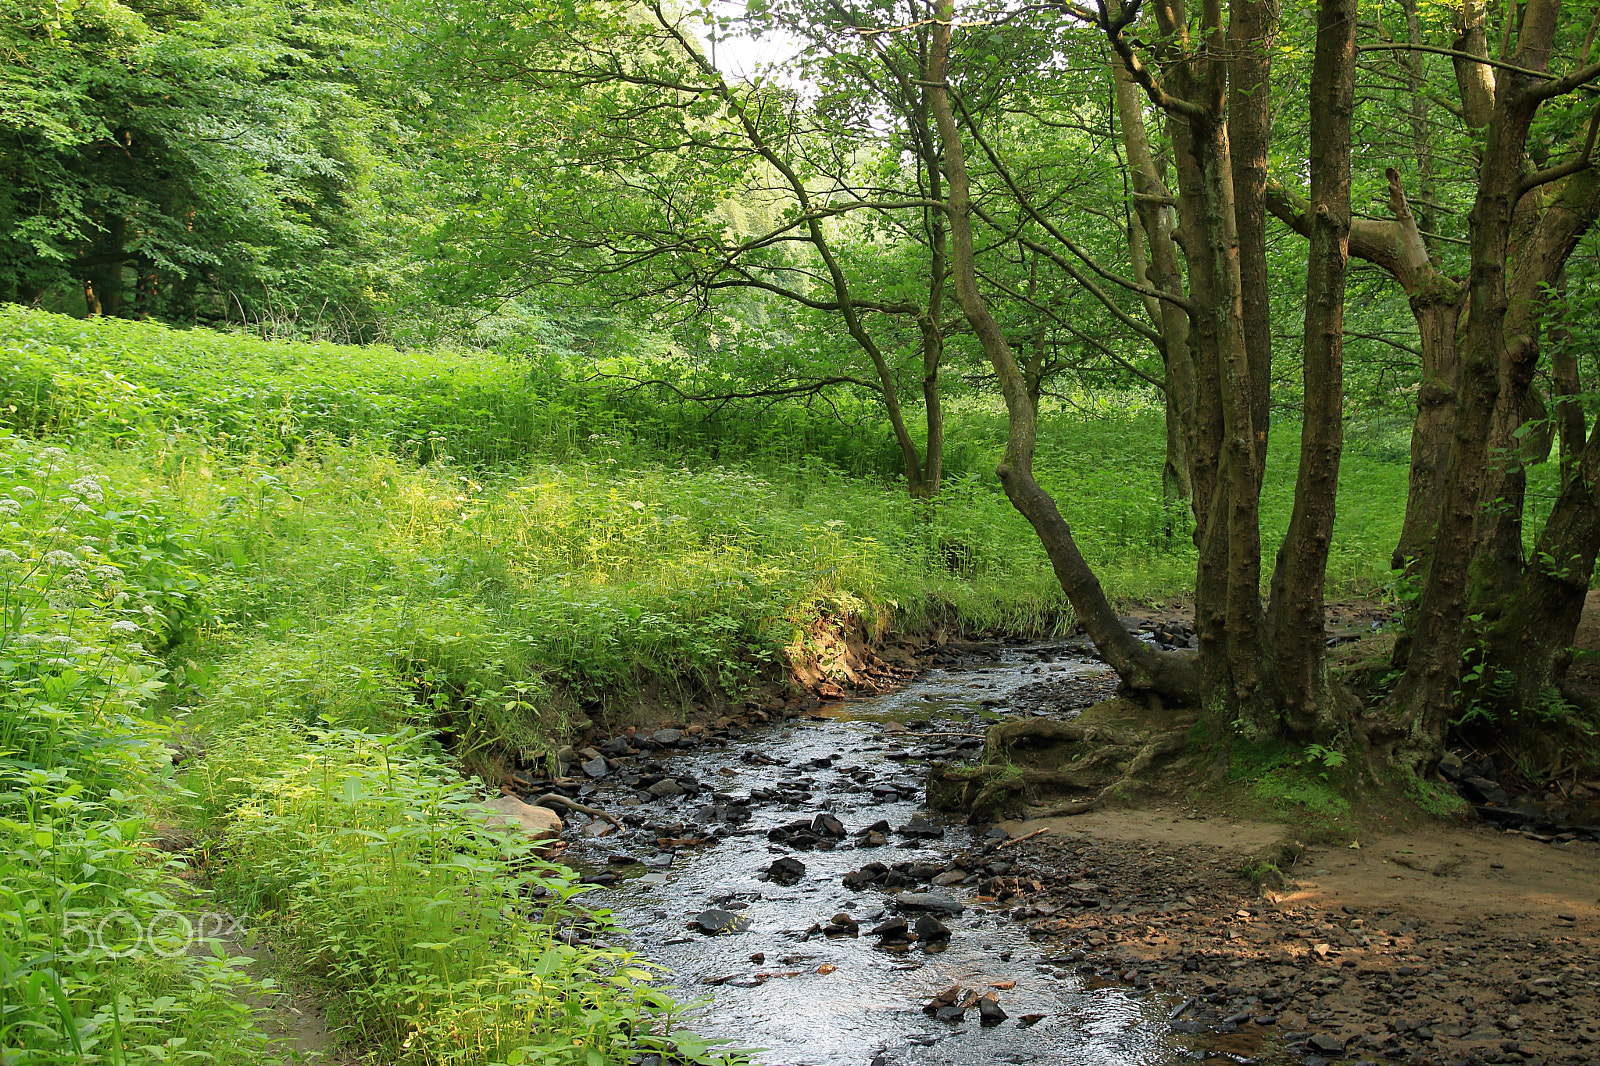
[993,805,1600,1065]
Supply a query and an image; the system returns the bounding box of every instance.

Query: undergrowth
[0,306,1413,1061]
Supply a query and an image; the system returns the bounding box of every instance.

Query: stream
[558,643,1205,1066]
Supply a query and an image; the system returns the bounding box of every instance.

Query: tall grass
[0,306,1413,1062]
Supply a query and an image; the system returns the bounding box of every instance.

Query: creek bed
[563,644,1203,1065]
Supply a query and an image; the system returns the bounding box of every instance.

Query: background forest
[5,0,1600,1061]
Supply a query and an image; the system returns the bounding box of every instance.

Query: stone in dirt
[1306,1033,1345,1055]
[691,909,750,935]
[599,736,632,757]
[652,729,683,745]
[479,795,562,840]
[893,892,964,916]
[763,856,806,885]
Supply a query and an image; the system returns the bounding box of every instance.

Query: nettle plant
[0,436,270,1063]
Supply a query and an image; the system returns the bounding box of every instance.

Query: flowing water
[564,644,1205,1066]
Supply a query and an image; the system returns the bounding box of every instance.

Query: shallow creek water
[564,645,1202,1066]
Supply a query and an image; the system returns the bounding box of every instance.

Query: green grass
[0,306,1414,1062]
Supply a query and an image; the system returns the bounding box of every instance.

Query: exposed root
[1024,728,1191,818]
[932,703,1194,823]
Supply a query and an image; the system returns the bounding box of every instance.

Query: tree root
[1024,728,1191,818]
[534,794,622,827]
[935,723,1193,823]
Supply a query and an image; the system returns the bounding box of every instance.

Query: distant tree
[0,0,400,331]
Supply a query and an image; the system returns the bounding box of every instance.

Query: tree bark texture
[1265,0,1356,740]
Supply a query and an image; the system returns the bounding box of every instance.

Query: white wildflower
[0,498,19,516]
[38,447,66,460]
[72,504,95,514]
[45,657,74,668]
[56,496,79,506]
[110,620,140,633]
[93,565,121,579]
[0,549,19,563]
[67,477,105,503]
[43,550,83,569]
[141,605,156,616]
[11,486,35,500]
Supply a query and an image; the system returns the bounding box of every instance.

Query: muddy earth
[516,636,1600,1066]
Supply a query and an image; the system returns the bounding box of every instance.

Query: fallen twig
[1029,800,1099,817]
[997,827,1052,848]
[534,794,622,827]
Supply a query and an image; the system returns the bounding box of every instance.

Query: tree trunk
[1391,295,1465,572]
[928,0,1197,703]
[1474,417,1600,720]
[1383,0,1558,765]
[1228,0,1277,481]
[1265,0,1356,741]
[1113,62,1195,503]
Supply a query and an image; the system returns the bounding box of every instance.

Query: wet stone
[763,856,806,886]
[652,729,683,746]
[893,891,964,916]
[870,916,909,940]
[647,779,685,798]
[811,812,846,838]
[581,756,609,779]
[978,994,1008,1026]
[691,909,750,935]
[914,914,951,941]
[899,815,945,839]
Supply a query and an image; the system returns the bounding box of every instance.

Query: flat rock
[479,795,562,840]
[893,892,964,916]
[581,756,609,779]
[652,728,683,745]
[647,778,685,798]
